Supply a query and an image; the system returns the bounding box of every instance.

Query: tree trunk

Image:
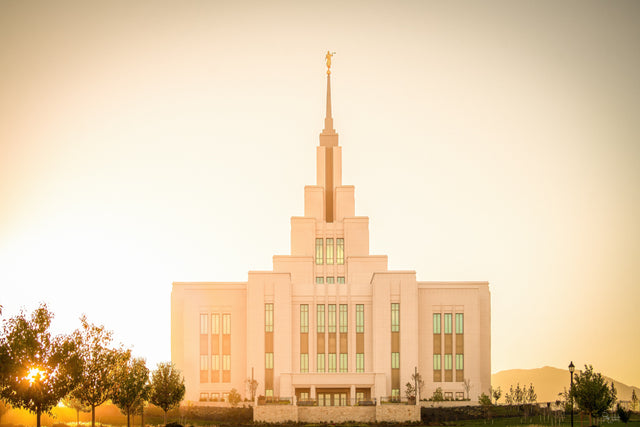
[36,408,41,427]
[76,408,80,427]
[140,405,144,427]
[164,410,167,425]
[127,411,130,427]
[92,405,96,427]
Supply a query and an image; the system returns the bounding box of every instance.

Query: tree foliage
[110,357,149,427]
[62,396,90,427]
[479,392,492,406]
[570,365,617,424]
[431,387,444,401]
[490,385,502,405]
[71,315,129,427]
[148,362,185,424]
[405,371,424,401]
[617,403,631,424]
[245,378,258,401]
[0,304,81,427]
[228,388,241,407]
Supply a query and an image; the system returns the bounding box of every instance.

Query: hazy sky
[1,1,639,388]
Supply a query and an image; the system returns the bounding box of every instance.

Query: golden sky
[1,1,639,388]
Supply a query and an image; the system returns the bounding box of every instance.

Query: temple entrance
[317,388,349,406]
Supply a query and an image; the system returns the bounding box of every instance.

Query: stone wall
[298,406,375,423]
[376,404,421,422]
[253,405,298,423]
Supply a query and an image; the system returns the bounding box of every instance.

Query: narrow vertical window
[444,354,452,370]
[336,238,344,264]
[328,353,337,372]
[326,276,335,284]
[212,354,220,370]
[326,238,334,264]
[456,354,464,370]
[300,304,309,333]
[391,303,400,332]
[315,238,323,264]
[337,276,345,284]
[356,353,364,372]
[455,313,464,334]
[433,354,441,370]
[265,352,274,369]
[328,304,336,333]
[444,313,452,334]
[315,276,324,284]
[339,304,348,333]
[433,313,441,334]
[200,314,208,334]
[317,305,325,333]
[340,353,348,372]
[391,352,400,369]
[265,303,273,332]
[222,355,230,370]
[317,353,325,373]
[200,355,208,370]
[356,304,364,333]
[212,314,220,334]
[300,354,309,373]
[222,314,231,334]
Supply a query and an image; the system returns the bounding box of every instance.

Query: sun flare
[25,367,44,385]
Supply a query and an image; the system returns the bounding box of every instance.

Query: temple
[171,56,491,409]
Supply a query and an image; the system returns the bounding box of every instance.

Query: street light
[569,361,575,427]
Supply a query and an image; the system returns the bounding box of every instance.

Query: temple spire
[322,51,336,136]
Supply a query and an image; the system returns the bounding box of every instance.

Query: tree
[490,385,502,405]
[245,378,258,402]
[405,371,424,403]
[431,387,444,402]
[148,362,185,424]
[228,388,241,407]
[617,403,631,424]
[111,357,149,427]
[571,365,617,425]
[0,304,81,427]
[71,315,129,427]
[632,389,638,412]
[479,392,492,406]
[62,396,90,427]
[463,378,471,400]
[0,401,11,424]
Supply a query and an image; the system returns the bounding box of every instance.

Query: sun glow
[25,367,45,385]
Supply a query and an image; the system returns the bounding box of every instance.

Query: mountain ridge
[491,366,639,403]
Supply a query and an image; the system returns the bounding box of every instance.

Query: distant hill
[492,366,640,403]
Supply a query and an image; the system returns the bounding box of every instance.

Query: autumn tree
[111,357,149,427]
[571,365,617,425]
[71,315,130,427]
[62,396,90,427]
[148,362,185,424]
[0,304,81,427]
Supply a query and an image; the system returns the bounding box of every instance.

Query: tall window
[356,353,364,372]
[433,354,441,370]
[336,238,344,264]
[200,314,208,334]
[222,314,230,334]
[339,304,348,333]
[456,354,464,370]
[317,305,325,333]
[328,353,337,372]
[315,238,323,264]
[433,313,441,334]
[356,304,364,333]
[328,304,336,333]
[300,305,309,333]
[211,354,220,370]
[391,303,400,332]
[300,354,309,373]
[265,303,273,332]
[455,313,464,334]
[444,313,452,334]
[317,353,325,373]
[339,354,348,372]
[265,352,273,369]
[391,352,400,369]
[212,314,220,334]
[222,355,230,370]
[444,354,452,370]
[326,238,334,264]
[200,355,208,370]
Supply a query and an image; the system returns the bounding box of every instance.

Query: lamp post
[569,361,575,427]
